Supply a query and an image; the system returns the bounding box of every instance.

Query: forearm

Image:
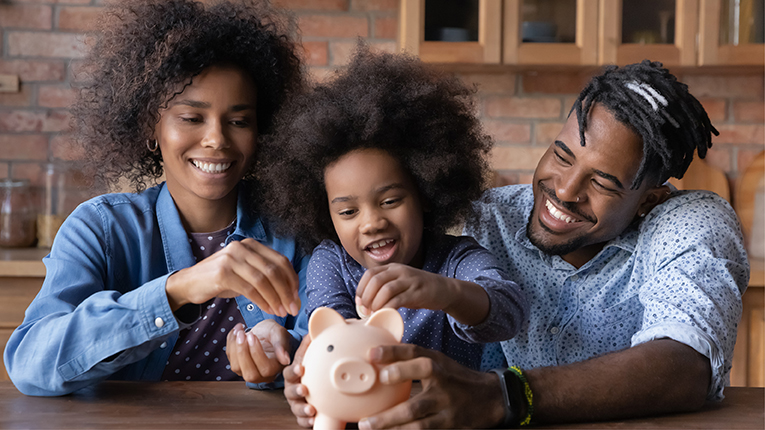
[526,339,711,423]
[442,279,490,326]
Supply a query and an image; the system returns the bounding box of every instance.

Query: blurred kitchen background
[0,0,763,386]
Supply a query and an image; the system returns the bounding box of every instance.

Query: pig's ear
[308,307,347,338]
[365,308,404,341]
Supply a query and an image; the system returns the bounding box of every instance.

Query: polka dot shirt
[161,223,244,381]
[306,234,528,371]
[465,185,748,401]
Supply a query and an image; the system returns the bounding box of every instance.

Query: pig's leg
[312,414,346,430]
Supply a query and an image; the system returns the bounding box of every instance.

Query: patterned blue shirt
[465,185,748,401]
[306,235,529,370]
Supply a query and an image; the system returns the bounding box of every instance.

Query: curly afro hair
[71,0,305,192]
[258,44,493,252]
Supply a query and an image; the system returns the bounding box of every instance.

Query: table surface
[0,381,762,429]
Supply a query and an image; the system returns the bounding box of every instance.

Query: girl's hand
[225,320,291,384]
[283,336,316,428]
[165,238,300,317]
[355,263,489,326]
[356,264,454,315]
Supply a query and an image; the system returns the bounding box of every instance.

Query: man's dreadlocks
[573,60,718,189]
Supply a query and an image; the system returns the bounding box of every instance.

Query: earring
[639,212,646,217]
[576,196,580,203]
[146,139,158,153]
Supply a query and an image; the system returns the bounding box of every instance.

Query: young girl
[4,0,308,396]
[258,45,528,375]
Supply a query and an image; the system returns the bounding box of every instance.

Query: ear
[308,307,347,338]
[364,308,404,342]
[636,184,671,218]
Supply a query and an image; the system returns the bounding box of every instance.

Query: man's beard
[526,207,587,256]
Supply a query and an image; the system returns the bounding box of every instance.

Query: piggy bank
[302,307,412,430]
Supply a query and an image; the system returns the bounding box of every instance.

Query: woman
[4,0,308,396]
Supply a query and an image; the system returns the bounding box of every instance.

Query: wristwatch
[489,368,524,428]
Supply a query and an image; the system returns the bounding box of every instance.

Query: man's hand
[283,335,315,428]
[225,319,291,384]
[358,344,505,429]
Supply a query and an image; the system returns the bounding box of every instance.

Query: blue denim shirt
[3,183,309,396]
[465,185,748,401]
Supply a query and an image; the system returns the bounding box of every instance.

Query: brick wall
[1,0,763,205]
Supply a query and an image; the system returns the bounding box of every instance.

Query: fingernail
[358,418,371,430]
[303,405,311,415]
[296,385,305,396]
[379,368,389,383]
[294,364,303,375]
[277,305,286,317]
[368,347,382,362]
[247,333,256,346]
[289,302,300,316]
[237,331,245,345]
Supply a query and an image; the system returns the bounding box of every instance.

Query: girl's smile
[324,148,425,270]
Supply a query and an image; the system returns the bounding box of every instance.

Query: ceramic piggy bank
[302,307,412,430]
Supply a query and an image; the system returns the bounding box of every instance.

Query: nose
[359,208,388,234]
[201,119,229,150]
[330,357,376,394]
[555,171,586,203]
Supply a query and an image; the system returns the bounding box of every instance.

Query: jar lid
[0,179,30,188]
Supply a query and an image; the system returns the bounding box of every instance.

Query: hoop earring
[146,139,158,153]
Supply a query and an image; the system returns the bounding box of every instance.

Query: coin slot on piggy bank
[302,307,412,430]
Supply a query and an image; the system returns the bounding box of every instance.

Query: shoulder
[308,240,345,266]
[466,184,532,238]
[475,184,533,208]
[77,185,161,216]
[642,190,739,234]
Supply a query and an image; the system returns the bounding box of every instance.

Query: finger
[237,333,270,382]
[226,325,246,375]
[268,324,293,366]
[284,378,309,401]
[369,279,410,311]
[240,239,300,314]
[356,265,386,300]
[359,268,399,310]
[288,393,316,417]
[360,396,442,430]
[369,343,433,365]
[292,334,312,368]
[379,356,435,385]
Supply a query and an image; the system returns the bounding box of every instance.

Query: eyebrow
[169,100,255,112]
[329,183,407,204]
[554,140,625,190]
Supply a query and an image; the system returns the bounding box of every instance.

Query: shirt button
[246,304,255,312]
[570,274,579,282]
[154,317,165,328]
[550,327,560,334]
[160,342,167,349]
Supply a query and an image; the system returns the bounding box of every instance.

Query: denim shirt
[3,183,309,396]
[465,185,748,401]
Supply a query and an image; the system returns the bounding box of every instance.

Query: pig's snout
[330,357,377,394]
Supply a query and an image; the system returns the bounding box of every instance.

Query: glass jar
[0,179,37,248]
[37,163,75,248]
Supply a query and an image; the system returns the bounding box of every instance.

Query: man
[284,60,749,428]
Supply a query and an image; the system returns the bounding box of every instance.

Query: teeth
[192,160,231,173]
[369,239,394,249]
[545,199,577,223]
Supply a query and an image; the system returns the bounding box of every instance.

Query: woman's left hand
[225,319,292,383]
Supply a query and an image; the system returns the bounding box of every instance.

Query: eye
[327,345,334,352]
[180,116,202,123]
[591,179,616,193]
[553,150,570,165]
[381,198,401,207]
[338,208,357,217]
[230,118,252,127]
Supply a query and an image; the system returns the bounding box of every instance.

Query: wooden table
[0,381,762,429]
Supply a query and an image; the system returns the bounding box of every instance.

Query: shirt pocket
[583,294,643,350]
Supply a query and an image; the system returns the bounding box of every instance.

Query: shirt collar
[156,183,266,272]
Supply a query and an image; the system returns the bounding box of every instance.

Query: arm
[358,339,709,429]
[3,203,179,396]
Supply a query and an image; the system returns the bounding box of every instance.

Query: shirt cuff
[632,322,724,401]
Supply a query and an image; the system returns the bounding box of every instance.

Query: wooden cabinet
[0,248,47,381]
[399,0,764,66]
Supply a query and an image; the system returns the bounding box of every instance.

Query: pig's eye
[327,345,334,352]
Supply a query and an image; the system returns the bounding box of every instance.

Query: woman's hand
[225,319,292,384]
[358,344,505,429]
[355,263,489,325]
[283,335,316,428]
[165,238,300,317]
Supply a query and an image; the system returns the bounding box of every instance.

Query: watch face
[492,368,523,428]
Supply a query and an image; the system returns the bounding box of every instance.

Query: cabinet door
[503,0,598,65]
[400,0,502,63]
[599,0,698,66]
[699,0,764,65]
